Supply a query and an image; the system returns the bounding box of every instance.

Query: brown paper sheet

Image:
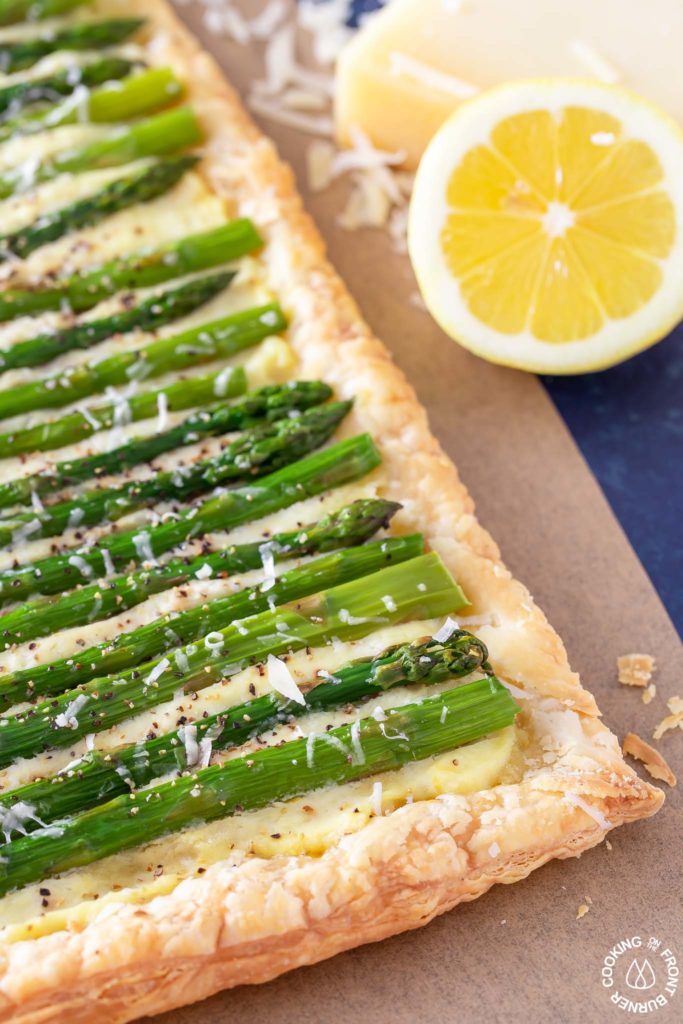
[152,7,682,1021]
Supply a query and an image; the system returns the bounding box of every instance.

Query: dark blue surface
[344,0,682,636]
[544,327,683,636]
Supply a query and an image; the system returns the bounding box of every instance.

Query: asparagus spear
[0,552,462,766]
[0,498,401,652]
[0,155,198,262]
[0,56,137,118]
[0,220,262,324]
[2,534,424,735]
[0,677,517,892]
[0,499,406,706]
[0,381,330,503]
[0,301,285,420]
[0,401,351,542]
[0,630,486,828]
[0,433,380,605]
[0,366,249,458]
[0,67,183,145]
[0,270,231,374]
[0,0,92,27]
[0,106,202,201]
[0,19,145,74]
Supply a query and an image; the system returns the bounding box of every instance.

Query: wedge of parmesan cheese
[335,0,683,168]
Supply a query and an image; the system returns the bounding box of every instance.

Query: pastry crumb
[577,902,591,920]
[623,732,677,786]
[605,838,613,851]
[642,683,656,705]
[617,653,655,687]
[653,696,683,740]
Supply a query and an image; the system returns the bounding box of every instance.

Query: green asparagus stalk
[0,498,401,652]
[0,499,406,704]
[0,56,137,118]
[0,433,380,605]
[0,552,462,766]
[0,220,262,324]
[0,301,285,420]
[0,366,249,458]
[0,0,92,27]
[2,535,426,736]
[0,270,231,374]
[0,381,330,504]
[0,676,517,892]
[0,67,183,145]
[0,19,145,74]
[0,155,198,262]
[0,401,351,542]
[0,630,486,829]
[0,106,202,201]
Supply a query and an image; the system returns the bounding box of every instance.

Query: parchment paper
[151,7,683,1022]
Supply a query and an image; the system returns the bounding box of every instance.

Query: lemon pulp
[442,105,675,342]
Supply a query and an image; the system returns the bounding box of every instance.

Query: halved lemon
[408,79,683,373]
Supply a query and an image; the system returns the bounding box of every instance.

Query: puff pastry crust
[0,1,663,1020]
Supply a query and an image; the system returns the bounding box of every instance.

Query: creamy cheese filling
[0,31,521,939]
[0,159,157,235]
[0,172,231,288]
[0,616,524,937]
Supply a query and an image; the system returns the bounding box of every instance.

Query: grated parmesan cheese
[100,548,115,576]
[11,519,41,544]
[258,541,276,592]
[67,554,93,578]
[67,507,84,530]
[266,653,306,705]
[281,86,329,112]
[0,801,44,843]
[132,531,156,564]
[179,723,200,768]
[248,0,288,40]
[350,719,365,764]
[54,693,89,730]
[204,631,225,654]
[248,94,334,136]
[564,793,611,830]
[213,366,235,397]
[156,392,169,433]
[306,138,335,191]
[174,647,189,674]
[432,617,459,643]
[371,780,383,816]
[298,0,353,65]
[144,658,170,687]
[30,491,44,515]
